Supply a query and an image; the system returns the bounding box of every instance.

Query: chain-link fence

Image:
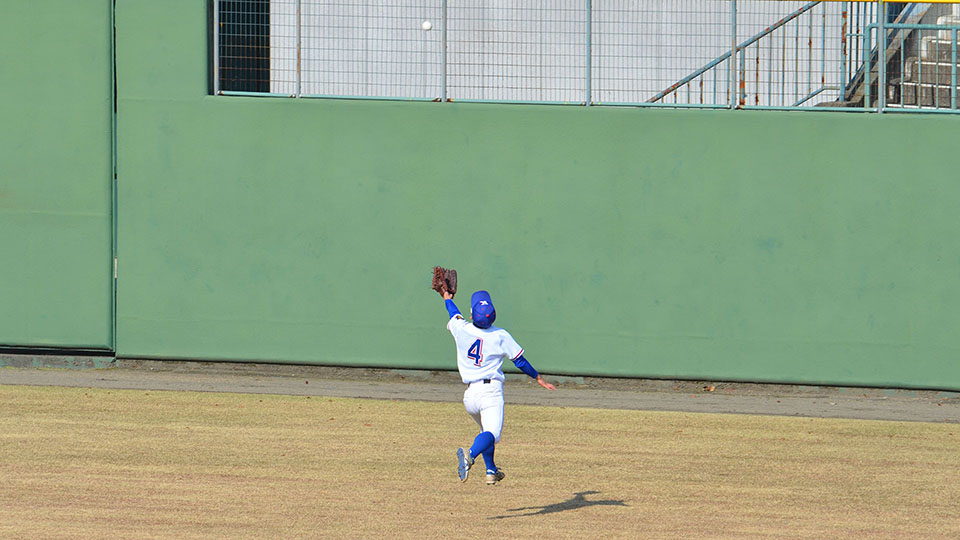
[213,1,960,113]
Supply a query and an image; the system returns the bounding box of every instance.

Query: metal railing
[213,0,960,114]
[865,21,960,110]
[648,1,848,108]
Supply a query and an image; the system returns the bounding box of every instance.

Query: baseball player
[441,288,555,485]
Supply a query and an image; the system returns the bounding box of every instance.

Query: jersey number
[467,339,483,366]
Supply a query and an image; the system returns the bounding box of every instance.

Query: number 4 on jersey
[467,338,483,366]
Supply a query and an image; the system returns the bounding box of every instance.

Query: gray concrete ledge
[1,355,957,424]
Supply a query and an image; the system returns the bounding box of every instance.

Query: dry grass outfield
[0,385,957,540]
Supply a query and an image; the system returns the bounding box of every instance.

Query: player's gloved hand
[432,267,457,298]
[442,290,454,300]
[536,375,556,391]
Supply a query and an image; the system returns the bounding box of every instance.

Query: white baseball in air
[422,20,433,31]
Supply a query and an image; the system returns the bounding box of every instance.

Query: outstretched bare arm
[536,375,556,391]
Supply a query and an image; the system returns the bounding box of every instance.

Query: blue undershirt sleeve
[444,299,461,319]
[512,355,539,379]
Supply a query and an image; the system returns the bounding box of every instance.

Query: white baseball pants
[463,379,504,442]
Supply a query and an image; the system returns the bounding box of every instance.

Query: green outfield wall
[13,0,953,390]
[0,0,114,349]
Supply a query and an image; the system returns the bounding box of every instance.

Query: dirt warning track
[2,358,957,424]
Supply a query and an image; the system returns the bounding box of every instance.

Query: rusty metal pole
[841,2,847,99]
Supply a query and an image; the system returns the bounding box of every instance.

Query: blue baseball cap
[470,290,496,329]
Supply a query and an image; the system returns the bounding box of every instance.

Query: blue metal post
[953,29,958,109]
[781,28,786,105]
[739,45,746,105]
[841,1,848,93]
[822,5,827,95]
[586,0,592,106]
[213,0,220,95]
[864,25,872,109]
[878,0,886,112]
[900,30,905,106]
[296,0,301,98]
[730,0,738,109]
[442,0,447,102]
[795,14,800,102]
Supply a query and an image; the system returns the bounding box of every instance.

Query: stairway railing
[650,1,939,111]
[648,2,823,105]
[864,22,960,110]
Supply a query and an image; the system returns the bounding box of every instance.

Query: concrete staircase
[889,15,960,108]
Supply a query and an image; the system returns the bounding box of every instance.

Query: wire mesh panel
[299,0,442,99]
[218,0,271,92]
[446,1,587,103]
[212,1,960,114]
[269,0,299,94]
[843,0,877,98]
[895,25,960,108]
[884,4,960,110]
[593,0,731,106]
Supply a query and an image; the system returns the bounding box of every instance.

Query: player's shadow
[488,490,628,520]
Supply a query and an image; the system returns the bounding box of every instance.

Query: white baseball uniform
[447,314,523,442]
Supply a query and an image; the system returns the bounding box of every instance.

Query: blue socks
[481,446,497,473]
[469,431,498,472]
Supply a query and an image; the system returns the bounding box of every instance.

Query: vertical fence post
[808,10,814,97]
[953,28,958,109]
[864,25,872,109]
[730,0,738,109]
[840,2,847,99]
[739,47,746,106]
[795,14,800,102]
[213,0,220,94]
[821,5,826,93]
[714,67,719,103]
[296,0,302,98]
[878,0,885,112]
[586,0,593,106]
[441,0,448,101]
[768,37,772,104]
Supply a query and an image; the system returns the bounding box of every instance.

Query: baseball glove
[431,266,458,297]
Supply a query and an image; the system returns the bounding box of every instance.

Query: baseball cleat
[457,447,474,482]
[486,469,505,485]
